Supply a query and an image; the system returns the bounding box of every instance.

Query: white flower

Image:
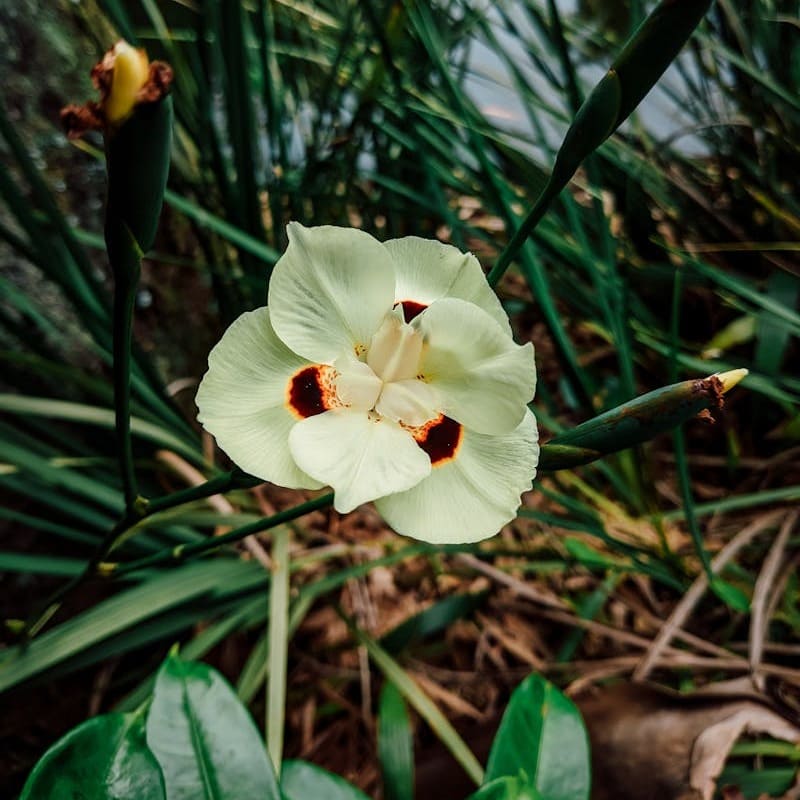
[196,223,539,544]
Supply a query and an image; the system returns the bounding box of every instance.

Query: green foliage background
[1,0,798,796]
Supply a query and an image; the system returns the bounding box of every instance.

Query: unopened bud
[60,40,172,138]
[103,41,150,125]
[714,368,748,394]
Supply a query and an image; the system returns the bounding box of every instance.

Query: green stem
[266,527,290,776]
[486,181,560,288]
[108,493,333,576]
[20,469,262,638]
[112,253,141,511]
[145,469,262,514]
[21,511,138,639]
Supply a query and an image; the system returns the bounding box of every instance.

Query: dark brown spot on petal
[287,365,337,419]
[395,300,428,322]
[413,414,462,466]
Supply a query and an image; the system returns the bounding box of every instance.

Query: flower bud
[103,41,150,125]
[538,371,748,471]
[60,40,173,138]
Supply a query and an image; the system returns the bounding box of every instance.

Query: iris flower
[196,224,539,543]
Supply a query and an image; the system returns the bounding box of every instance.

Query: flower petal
[384,236,511,333]
[196,308,323,489]
[375,410,539,543]
[333,356,382,412]
[269,223,396,363]
[415,298,536,435]
[375,379,439,426]
[288,410,431,513]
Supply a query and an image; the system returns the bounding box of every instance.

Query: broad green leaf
[467,775,542,800]
[485,674,590,800]
[21,712,165,800]
[378,682,414,800]
[146,655,280,800]
[281,760,370,800]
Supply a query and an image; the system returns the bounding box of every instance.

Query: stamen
[367,314,424,383]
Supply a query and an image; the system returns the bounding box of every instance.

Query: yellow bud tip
[105,40,150,125]
[714,368,749,394]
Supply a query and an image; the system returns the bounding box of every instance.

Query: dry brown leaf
[690,706,800,800]
[577,683,800,800]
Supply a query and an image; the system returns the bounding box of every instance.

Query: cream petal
[414,298,536,435]
[375,410,539,543]
[333,356,382,412]
[375,379,439,426]
[269,223,396,363]
[384,236,511,333]
[288,409,431,513]
[196,308,323,489]
[367,314,424,382]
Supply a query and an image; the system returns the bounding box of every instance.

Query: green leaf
[467,775,542,800]
[488,0,713,286]
[710,577,751,613]
[611,0,713,124]
[21,712,165,800]
[146,655,281,800]
[281,760,371,800]
[378,683,414,800]
[0,560,265,694]
[352,624,484,786]
[485,674,590,800]
[380,591,487,654]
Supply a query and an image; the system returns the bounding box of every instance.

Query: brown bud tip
[60,40,173,138]
[60,103,105,138]
[136,61,174,105]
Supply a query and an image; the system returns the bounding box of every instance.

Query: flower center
[367,314,423,383]
[331,314,435,427]
[286,313,440,428]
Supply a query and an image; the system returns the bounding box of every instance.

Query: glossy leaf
[146,655,281,800]
[281,760,370,800]
[467,775,542,800]
[378,682,414,800]
[485,674,590,800]
[21,712,165,800]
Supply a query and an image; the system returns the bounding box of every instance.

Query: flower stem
[111,242,142,511]
[105,493,333,576]
[266,527,291,776]
[19,469,262,638]
[486,184,559,288]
